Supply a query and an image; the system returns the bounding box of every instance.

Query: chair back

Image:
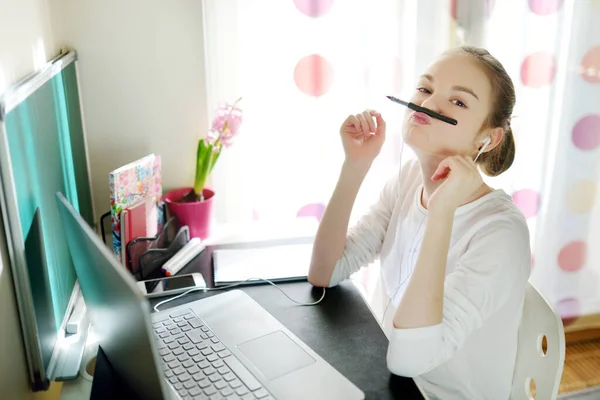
[510,282,566,399]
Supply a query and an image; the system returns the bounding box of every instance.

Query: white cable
[381,273,412,326]
[473,148,485,163]
[381,207,426,325]
[381,141,412,326]
[153,277,326,312]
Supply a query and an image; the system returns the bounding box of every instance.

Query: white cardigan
[329,159,531,400]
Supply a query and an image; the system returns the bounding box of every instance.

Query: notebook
[213,243,312,286]
[121,197,159,269]
[109,154,162,263]
[126,197,158,240]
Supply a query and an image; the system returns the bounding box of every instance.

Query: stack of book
[109,154,163,269]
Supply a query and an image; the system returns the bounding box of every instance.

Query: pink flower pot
[164,187,215,240]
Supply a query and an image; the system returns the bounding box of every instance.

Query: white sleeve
[386,217,531,377]
[327,172,399,287]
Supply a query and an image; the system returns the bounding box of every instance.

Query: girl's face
[402,52,494,159]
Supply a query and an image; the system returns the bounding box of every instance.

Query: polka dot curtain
[476,0,600,326]
[202,0,600,324]
[203,0,449,226]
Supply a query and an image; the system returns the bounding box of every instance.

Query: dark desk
[91,245,425,399]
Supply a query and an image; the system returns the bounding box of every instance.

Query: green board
[0,52,94,388]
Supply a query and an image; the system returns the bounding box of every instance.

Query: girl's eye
[452,99,466,108]
[417,87,431,94]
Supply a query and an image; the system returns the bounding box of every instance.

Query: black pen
[386,95,458,126]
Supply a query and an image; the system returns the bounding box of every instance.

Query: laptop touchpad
[237,330,316,381]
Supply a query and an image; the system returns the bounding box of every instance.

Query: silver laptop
[55,192,364,400]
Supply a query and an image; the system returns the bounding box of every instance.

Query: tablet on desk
[212,243,312,286]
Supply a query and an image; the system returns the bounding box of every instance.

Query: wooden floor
[560,338,600,394]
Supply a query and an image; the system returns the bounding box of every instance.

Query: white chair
[510,282,566,400]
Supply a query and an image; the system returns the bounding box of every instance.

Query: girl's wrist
[427,204,456,221]
[341,159,372,176]
[337,161,370,193]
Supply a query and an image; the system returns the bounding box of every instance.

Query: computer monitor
[0,50,95,390]
[56,192,170,400]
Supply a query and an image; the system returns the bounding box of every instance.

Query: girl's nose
[420,96,445,116]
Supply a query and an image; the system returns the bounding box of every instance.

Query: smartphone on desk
[136,273,205,298]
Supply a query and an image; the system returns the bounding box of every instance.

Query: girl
[308,46,531,400]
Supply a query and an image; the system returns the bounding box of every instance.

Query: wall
[0,1,207,396]
[0,0,57,398]
[49,0,209,220]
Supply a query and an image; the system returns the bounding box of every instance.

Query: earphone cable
[153,277,326,313]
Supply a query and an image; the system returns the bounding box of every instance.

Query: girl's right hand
[340,110,386,167]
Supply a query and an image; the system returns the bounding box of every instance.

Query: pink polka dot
[557,241,587,272]
[521,52,556,87]
[528,0,563,15]
[581,45,600,84]
[512,189,539,218]
[450,0,457,19]
[572,114,600,151]
[293,0,334,18]
[297,203,325,222]
[294,54,334,97]
[531,254,535,269]
[252,208,260,221]
[556,297,581,326]
[450,0,457,20]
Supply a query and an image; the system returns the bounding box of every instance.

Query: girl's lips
[410,112,431,125]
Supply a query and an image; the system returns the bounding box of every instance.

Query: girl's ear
[480,127,504,153]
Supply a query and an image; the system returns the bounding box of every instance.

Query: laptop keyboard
[152,309,273,400]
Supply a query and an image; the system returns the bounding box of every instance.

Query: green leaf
[192,138,225,195]
[193,139,212,194]
[208,145,222,174]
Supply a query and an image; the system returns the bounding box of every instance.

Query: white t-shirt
[329,159,531,400]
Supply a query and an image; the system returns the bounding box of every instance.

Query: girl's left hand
[428,155,484,212]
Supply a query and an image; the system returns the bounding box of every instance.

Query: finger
[371,111,387,137]
[431,157,460,181]
[448,156,472,173]
[456,155,474,169]
[431,158,450,181]
[356,114,370,137]
[346,115,361,134]
[362,110,376,132]
[431,165,450,181]
[458,154,478,171]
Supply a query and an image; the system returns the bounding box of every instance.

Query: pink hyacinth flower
[206,130,219,146]
[210,102,243,147]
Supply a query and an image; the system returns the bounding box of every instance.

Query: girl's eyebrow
[452,85,479,101]
[420,74,480,101]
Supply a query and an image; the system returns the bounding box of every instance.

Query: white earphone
[474,136,491,163]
